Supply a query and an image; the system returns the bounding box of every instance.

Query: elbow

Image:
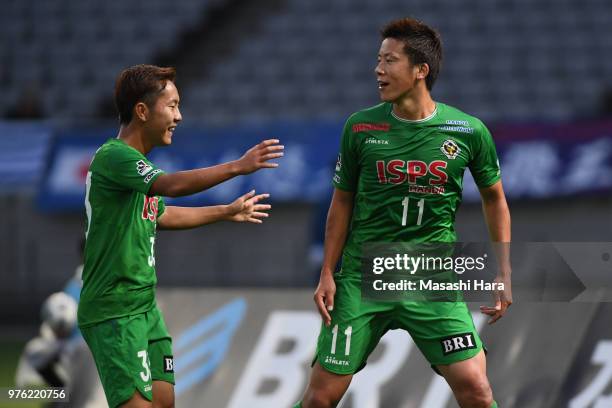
[164,186,183,198]
[151,180,184,198]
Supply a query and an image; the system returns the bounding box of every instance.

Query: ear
[416,63,430,80]
[134,102,149,122]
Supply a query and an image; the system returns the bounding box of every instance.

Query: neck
[117,123,152,154]
[392,87,436,121]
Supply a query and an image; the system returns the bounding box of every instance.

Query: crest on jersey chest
[440,139,461,160]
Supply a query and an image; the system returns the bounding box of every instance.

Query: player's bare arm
[149,139,284,197]
[314,188,354,327]
[157,190,271,230]
[478,180,512,324]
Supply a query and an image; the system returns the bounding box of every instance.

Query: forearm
[482,196,511,276]
[321,191,354,278]
[482,197,511,242]
[157,205,231,230]
[151,162,241,197]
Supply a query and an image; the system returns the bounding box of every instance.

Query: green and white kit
[316,102,500,373]
[79,139,173,407]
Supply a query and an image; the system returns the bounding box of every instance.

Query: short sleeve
[332,119,359,191]
[469,121,501,188]
[101,145,165,194]
[157,196,166,218]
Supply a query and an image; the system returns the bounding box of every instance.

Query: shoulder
[437,103,489,134]
[90,140,114,171]
[344,103,391,132]
[95,139,143,165]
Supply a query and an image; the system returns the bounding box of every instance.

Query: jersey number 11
[401,197,424,226]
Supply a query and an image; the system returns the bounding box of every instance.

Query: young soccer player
[295,18,511,408]
[78,64,283,408]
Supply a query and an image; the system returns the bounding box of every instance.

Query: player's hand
[314,273,336,327]
[236,139,284,174]
[480,274,512,324]
[226,190,271,223]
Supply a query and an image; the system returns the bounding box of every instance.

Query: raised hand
[236,139,284,175]
[227,190,271,224]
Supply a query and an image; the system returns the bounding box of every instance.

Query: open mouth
[377,80,389,90]
[167,126,176,133]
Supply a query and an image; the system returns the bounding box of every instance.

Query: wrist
[320,267,334,278]
[228,160,243,176]
[220,204,234,221]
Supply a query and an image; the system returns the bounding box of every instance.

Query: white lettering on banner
[563,138,612,191]
[502,142,560,198]
[228,312,319,408]
[340,330,413,408]
[252,144,307,200]
[569,340,612,408]
[229,310,487,408]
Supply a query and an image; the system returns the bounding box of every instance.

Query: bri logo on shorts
[164,356,174,373]
[440,333,477,355]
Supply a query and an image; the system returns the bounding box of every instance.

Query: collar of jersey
[390,103,438,123]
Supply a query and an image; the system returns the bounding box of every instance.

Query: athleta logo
[352,123,391,133]
[365,137,389,145]
[164,356,174,373]
[142,196,159,222]
[376,160,448,185]
[440,333,477,355]
[324,355,350,366]
[136,160,153,176]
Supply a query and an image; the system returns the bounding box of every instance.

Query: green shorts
[81,306,174,408]
[314,276,483,375]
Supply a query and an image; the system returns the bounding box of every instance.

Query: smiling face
[140,81,182,146]
[375,37,430,103]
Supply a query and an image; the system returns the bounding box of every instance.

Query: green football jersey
[78,139,166,328]
[333,102,500,275]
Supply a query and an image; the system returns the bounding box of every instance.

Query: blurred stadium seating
[1,0,611,123]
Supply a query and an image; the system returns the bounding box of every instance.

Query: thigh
[396,301,483,367]
[146,307,175,385]
[82,314,153,408]
[303,361,353,407]
[314,278,392,375]
[152,380,174,408]
[435,349,491,397]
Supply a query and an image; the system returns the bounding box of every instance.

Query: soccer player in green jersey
[78,65,283,408]
[295,18,511,408]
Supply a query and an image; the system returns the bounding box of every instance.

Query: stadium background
[0,0,611,406]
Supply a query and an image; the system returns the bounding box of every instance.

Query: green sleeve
[332,119,359,192]
[469,120,501,188]
[101,145,165,195]
[157,196,166,217]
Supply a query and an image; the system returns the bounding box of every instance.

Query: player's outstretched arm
[478,180,512,324]
[149,139,283,197]
[314,188,354,326]
[157,190,271,230]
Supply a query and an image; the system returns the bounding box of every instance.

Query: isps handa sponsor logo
[375,160,447,193]
[324,355,350,366]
